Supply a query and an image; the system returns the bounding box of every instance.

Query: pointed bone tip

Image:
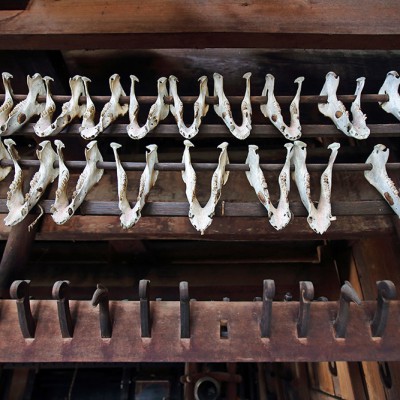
[388,71,399,78]
[326,71,338,79]
[328,142,341,150]
[110,73,120,81]
[184,140,194,148]
[158,77,167,84]
[284,143,294,150]
[38,140,51,150]
[294,140,307,148]
[146,144,158,152]
[86,140,98,151]
[356,77,366,83]
[198,75,208,83]
[295,76,305,83]
[81,76,91,83]
[130,75,139,82]
[265,73,274,80]
[4,138,16,147]
[2,72,13,80]
[374,143,387,152]
[213,72,222,79]
[248,144,259,151]
[243,72,252,79]
[71,75,82,81]
[54,139,65,149]
[218,142,229,149]
[110,142,122,150]
[169,75,178,82]
[31,72,42,79]
[43,76,54,82]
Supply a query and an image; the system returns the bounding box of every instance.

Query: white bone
[80,74,128,140]
[4,140,58,226]
[364,144,400,216]
[318,72,370,139]
[38,75,86,137]
[51,140,104,224]
[0,72,14,126]
[111,142,159,228]
[378,71,400,120]
[182,140,229,234]
[34,76,56,135]
[80,77,96,131]
[0,139,12,181]
[291,140,340,234]
[169,75,209,139]
[213,72,252,140]
[0,73,45,136]
[260,74,304,140]
[127,76,169,140]
[246,143,293,230]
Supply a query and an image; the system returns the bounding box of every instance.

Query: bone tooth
[318,72,364,138]
[350,77,370,139]
[0,72,14,126]
[169,75,209,139]
[261,74,304,141]
[182,141,229,234]
[213,72,252,140]
[41,75,86,137]
[111,142,159,229]
[51,141,104,225]
[365,144,400,217]
[246,143,293,230]
[378,71,400,121]
[292,140,340,234]
[80,77,96,131]
[127,76,169,140]
[34,76,56,136]
[0,73,45,136]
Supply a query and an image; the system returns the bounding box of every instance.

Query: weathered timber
[1,1,400,49]
[0,300,399,363]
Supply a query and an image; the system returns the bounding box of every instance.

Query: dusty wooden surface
[0,300,399,363]
[1,1,400,49]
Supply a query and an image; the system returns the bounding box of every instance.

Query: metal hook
[139,280,151,338]
[180,281,190,339]
[297,281,314,338]
[52,280,73,338]
[371,280,397,337]
[91,283,112,338]
[260,279,275,338]
[10,280,35,338]
[333,281,361,338]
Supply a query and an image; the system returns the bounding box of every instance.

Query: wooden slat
[0,300,399,363]
[1,1,400,49]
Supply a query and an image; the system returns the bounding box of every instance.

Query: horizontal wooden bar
[0,299,398,363]
[0,93,390,105]
[0,200,393,218]
[11,123,400,139]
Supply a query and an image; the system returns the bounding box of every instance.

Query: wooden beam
[0,299,399,363]
[1,1,400,49]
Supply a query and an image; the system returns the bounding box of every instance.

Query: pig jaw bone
[0,72,14,126]
[364,144,400,216]
[169,75,209,139]
[111,142,159,229]
[292,140,340,234]
[260,74,304,140]
[34,76,56,135]
[127,76,169,140]
[213,72,252,140]
[246,143,293,230]
[51,140,104,224]
[182,140,229,234]
[378,71,400,121]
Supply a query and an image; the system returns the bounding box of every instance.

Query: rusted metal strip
[0,299,399,362]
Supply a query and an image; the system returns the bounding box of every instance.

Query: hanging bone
[246,143,294,230]
[110,142,159,229]
[260,74,304,140]
[318,72,370,139]
[80,77,96,131]
[213,72,252,140]
[182,140,229,234]
[34,76,56,135]
[4,139,59,226]
[378,71,400,121]
[169,75,209,139]
[80,74,128,140]
[364,144,400,217]
[0,72,14,126]
[1,73,45,136]
[291,140,340,234]
[51,140,104,224]
[37,75,86,137]
[126,76,169,140]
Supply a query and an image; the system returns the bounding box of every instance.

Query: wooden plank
[0,300,399,363]
[1,1,400,49]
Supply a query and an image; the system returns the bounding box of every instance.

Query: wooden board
[0,300,399,363]
[1,1,400,49]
